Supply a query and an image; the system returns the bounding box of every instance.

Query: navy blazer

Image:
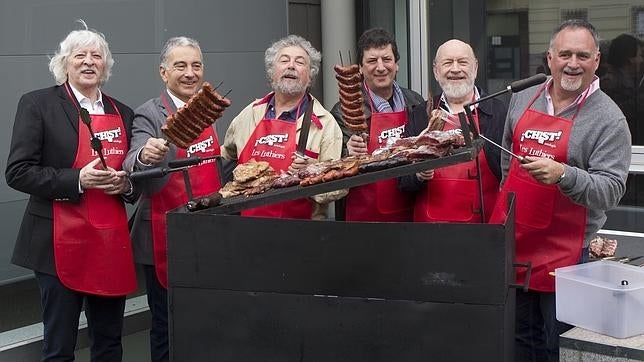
[5,84,134,275]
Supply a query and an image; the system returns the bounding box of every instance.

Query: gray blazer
[123,90,233,265]
[123,91,181,265]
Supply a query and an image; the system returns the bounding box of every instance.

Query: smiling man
[6,20,136,361]
[331,28,425,222]
[221,34,342,220]
[400,39,507,224]
[489,20,632,361]
[123,36,223,362]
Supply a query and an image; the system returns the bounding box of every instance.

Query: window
[561,8,588,22]
[632,7,644,37]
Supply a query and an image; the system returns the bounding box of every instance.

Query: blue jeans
[514,247,589,362]
[143,265,169,362]
[35,271,125,362]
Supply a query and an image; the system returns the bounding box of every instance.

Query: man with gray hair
[489,19,631,361]
[222,34,343,219]
[123,36,224,362]
[6,20,136,361]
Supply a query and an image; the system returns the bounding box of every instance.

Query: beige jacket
[221,93,346,218]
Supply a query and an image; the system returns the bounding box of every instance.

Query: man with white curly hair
[222,34,343,219]
[5,20,136,361]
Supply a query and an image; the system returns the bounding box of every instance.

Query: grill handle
[509,262,532,292]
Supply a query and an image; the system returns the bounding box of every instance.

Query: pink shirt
[544,76,600,116]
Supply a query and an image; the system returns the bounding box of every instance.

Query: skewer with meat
[161,81,232,148]
[334,64,368,133]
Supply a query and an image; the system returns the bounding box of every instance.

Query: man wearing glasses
[123,36,223,362]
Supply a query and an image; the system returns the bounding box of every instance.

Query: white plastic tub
[555,260,644,338]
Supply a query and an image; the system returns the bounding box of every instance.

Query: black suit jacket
[5,84,135,275]
[398,88,508,192]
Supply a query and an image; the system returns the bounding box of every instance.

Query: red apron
[489,84,587,292]
[52,83,136,296]
[414,108,499,223]
[345,83,414,222]
[150,93,222,288]
[238,96,317,219]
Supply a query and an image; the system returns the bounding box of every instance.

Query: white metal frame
[408,0,430,97]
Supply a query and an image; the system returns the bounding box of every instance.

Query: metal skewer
[478,133,527,163]
[79,107,108,170]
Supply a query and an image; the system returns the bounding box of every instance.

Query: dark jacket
[399,88,508,192]
[5,84,135,275]
[331,86,425,156]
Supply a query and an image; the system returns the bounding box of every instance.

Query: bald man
[400,39,507,223]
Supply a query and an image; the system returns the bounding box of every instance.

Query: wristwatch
[556,170,566,184]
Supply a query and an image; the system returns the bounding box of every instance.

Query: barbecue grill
[166,120,522,360]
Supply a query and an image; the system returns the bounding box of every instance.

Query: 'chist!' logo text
[520,129,562,145]
[187,136,214,157]
[94,127,122,143]
[254,133,289,147]
[378,125,405,144]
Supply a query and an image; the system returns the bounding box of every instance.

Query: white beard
[440,79,474,99]
[560,76,582,92]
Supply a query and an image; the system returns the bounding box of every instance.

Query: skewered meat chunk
[428,109,446,131]
[334,63,368,133]
[335,73,363,84]
[339,88,362,102]
[334,64,360,76]
[161,81,231,148]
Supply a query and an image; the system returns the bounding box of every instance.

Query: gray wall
[0,0,288,283]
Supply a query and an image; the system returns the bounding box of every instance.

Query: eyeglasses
[169,62,203,72]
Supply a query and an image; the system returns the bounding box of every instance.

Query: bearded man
[221,34,343,219]
[401,39,507,223]
[488,20,631,361]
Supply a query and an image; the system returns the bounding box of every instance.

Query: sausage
[182,105,211,130]
[161,122,191,148]
[340,97,363,109]
[176,107,205,135]
[191,96,219,123]
[338,82,362,93]
[202,82,232,108]
[335,73,362,85]
[339,88,362,102]
[172,111,201,140]
[341,105,365,118]
[343,114,367,125]
[345,122,368,132]
[333,64,360,76]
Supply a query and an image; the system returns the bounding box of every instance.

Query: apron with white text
[52,83,136,296]
[346,82,414,222]
[415,106,499,223]
[150,93,222,288]
[238,99,316,218]
[489,83,587,292]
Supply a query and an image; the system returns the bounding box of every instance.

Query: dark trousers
[35,271,125,362]
[143,265,169,362]
[514,248,589,362]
